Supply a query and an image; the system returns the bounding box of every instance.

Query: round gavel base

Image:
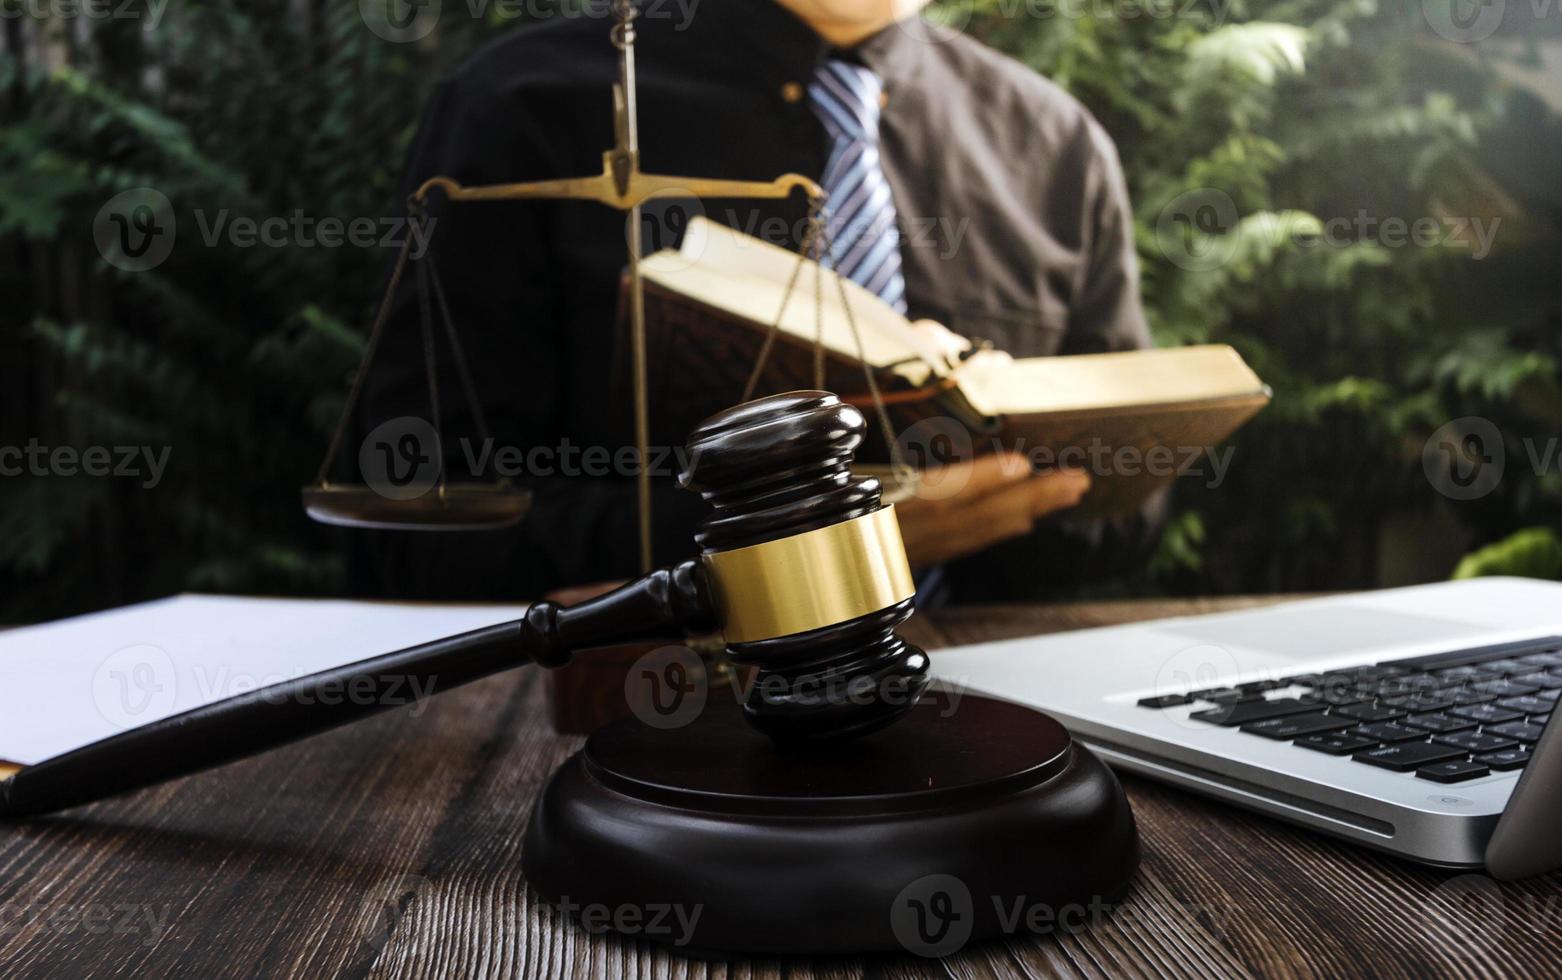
[521,690,1139,957]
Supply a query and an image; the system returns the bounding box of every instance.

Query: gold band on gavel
[701,507,916,644]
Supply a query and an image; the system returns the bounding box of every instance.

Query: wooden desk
[2,597,1559,978]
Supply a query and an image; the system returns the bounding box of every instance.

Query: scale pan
[302,482,533,530]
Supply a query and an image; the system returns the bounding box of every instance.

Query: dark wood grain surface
[2,596,1558,979]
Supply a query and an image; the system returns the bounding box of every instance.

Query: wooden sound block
[521,690,1139,957]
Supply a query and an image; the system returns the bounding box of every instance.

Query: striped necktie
[808,59,908,314]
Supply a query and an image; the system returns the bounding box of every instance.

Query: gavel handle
[0,561,715,818]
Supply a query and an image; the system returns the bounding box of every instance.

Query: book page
[956,345,1267,417]
[640,217,950,375]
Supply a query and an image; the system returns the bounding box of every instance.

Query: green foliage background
[2,1,1559,617]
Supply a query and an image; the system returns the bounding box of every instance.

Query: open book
[633,218,1270,518]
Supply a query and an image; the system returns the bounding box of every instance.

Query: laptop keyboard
[1137,637,1561,783]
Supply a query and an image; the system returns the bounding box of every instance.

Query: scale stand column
[611,0,654,573]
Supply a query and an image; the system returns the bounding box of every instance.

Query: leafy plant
[965,0,1562,593]
[1452,527,1562,581]
[3,1,1559,618]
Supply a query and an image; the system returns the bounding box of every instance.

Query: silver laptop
[929,577,1562,878]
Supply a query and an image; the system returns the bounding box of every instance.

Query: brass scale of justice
[303,0,914,571]
[0,4,1139,957]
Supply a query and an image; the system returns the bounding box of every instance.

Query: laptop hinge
[1486,707,1562,879]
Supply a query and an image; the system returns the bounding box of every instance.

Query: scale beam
[412,162,822,213]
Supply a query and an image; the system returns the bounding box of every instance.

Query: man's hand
[894,453,1091,571]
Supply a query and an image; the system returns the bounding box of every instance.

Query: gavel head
[680,391,930,741]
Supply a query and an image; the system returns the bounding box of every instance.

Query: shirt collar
[701,0,927,89]
[853,14,929,86]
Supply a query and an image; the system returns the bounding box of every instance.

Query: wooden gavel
[1,392,930,817]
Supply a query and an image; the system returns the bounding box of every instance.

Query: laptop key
[1450,690,1497,706]
[1295,733,1378,756]
[1188,687,1255,704]
[1348,722,1425,743]
[1350,664,1412,680]
[1367,677,1439,699]
[1318,688,1370,706]
[1436,664,1500,681]
[1238,679,1287,694]
[1434,731,1518,754]
[1137,694,1193,708]
[1519,651,1562,668]
[1471,678,1542,698]
[1403,712,1476,734]
[1282,673,1326,687]
[1537,689,1561,704]
[1480,658,1544,676]
[1448,703,1525,725]
[1188,697,1321,727]
[1495,695,1553,715]
[1333,703,1406,723]
[1354,742,1465,772]
[1417,760,1490,783]
[1241,713,1355,739]
[1484,721,1545,744]
[1475,747,1532,771]
[1384,694,1455,713]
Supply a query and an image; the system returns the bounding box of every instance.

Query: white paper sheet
[0,594,529,767]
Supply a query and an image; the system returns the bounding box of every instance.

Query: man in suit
[358,0,1161,603]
